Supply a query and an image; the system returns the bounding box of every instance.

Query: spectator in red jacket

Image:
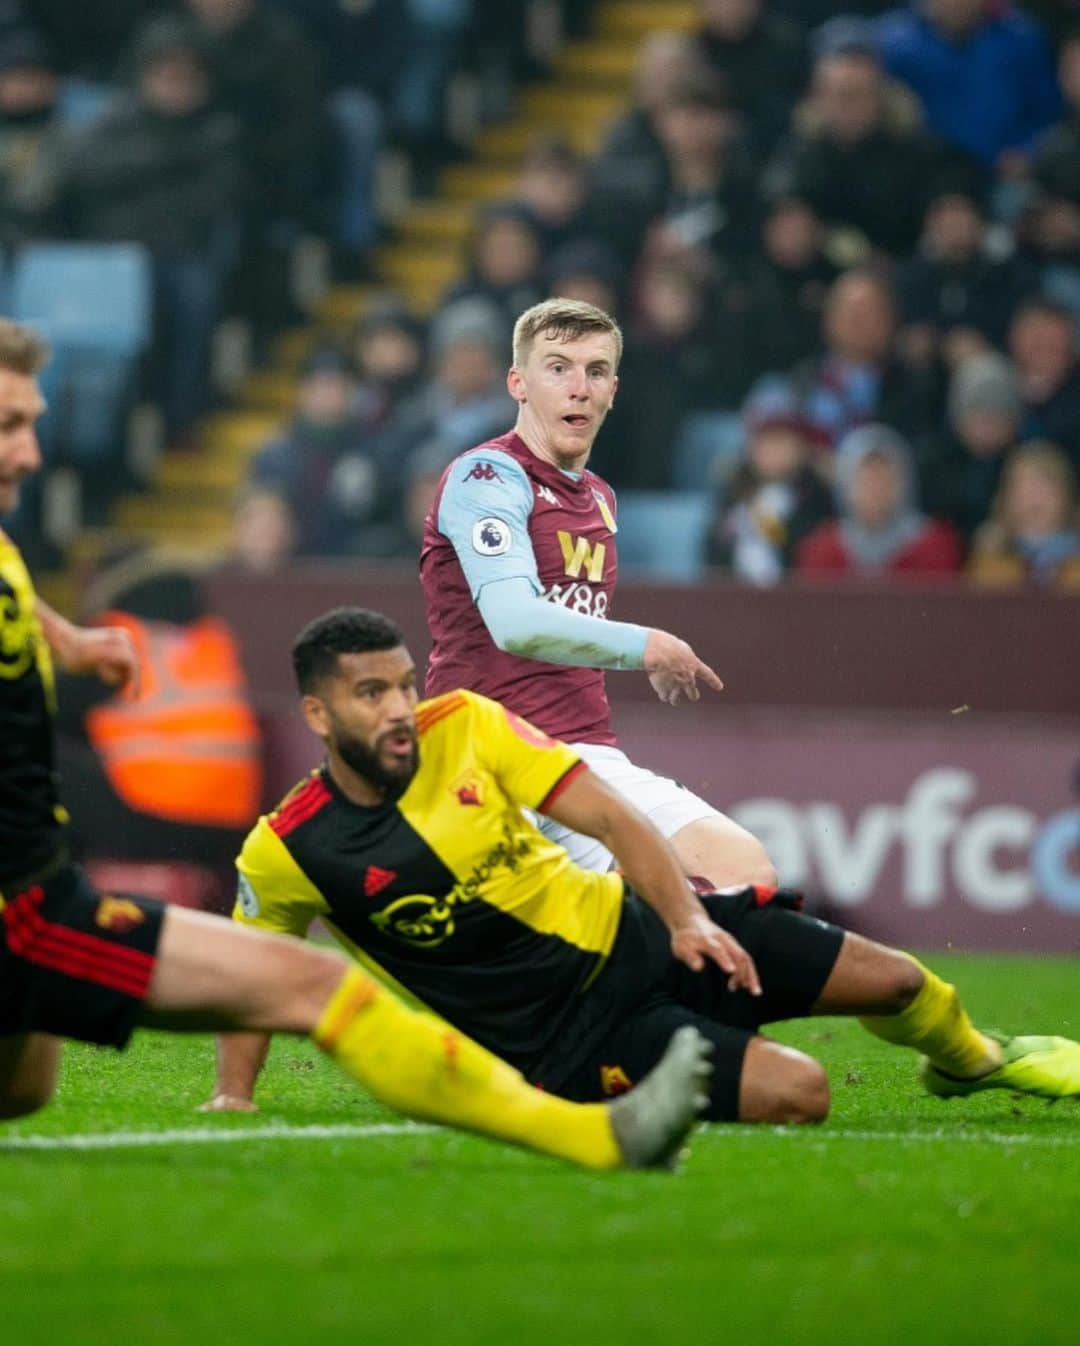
[797,423,963,576]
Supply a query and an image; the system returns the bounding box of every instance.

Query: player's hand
[670,912,762,996]
[58,623,141,695]
[197,1093,259,1113]
[643,630,723,706]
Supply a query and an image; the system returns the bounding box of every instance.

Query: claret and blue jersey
[420,430,644,746]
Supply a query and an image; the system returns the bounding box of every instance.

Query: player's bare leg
[814,930,1080,1099]
[140,906,345,1033]
[737,1036,830,1124]
[813,931,1002,1078]
[668,815,777,891]
[0,1033,60,1119]
[811,931,928,1017]
[143,907,708,1170]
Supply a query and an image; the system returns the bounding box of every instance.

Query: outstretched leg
[813,932,1001,1077]
[3,874,710,1168]
[815,932,1080,1100]
[151,910,711,1170]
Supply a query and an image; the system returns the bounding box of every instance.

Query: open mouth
[383,730,416,759]
[562,414,591,430]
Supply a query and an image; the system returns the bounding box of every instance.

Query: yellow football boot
[920,1031,1080,1100]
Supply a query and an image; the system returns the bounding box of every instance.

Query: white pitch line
[0,1121,432,1151]
[0,1120,1076,1153]
[698,1125,1080,1150]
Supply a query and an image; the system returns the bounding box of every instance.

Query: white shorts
[536,743,719,873]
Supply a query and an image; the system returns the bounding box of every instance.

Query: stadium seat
[13,244,153,466]
[13,243,152,353]
[55,80,118,129]
[614,491,712,582]
[672,410,745,490]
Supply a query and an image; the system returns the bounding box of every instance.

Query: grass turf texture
[3,954,1078,1346]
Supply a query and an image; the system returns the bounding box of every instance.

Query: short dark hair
[1011,296,1076,331]
[292,607,404,694]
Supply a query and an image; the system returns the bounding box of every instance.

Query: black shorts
[534,887,845,1122]
[0,864,165,1048]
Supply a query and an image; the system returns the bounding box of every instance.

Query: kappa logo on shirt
[535,483,559,506]
[464,462,503,483]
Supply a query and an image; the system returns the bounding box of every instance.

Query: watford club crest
[600,1064,633,1097]
[94,896,146,934]
[450,770,485,808]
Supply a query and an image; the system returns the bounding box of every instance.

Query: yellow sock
[860,957,998,1078]
[313,968,622,1170]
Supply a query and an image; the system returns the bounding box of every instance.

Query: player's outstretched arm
[479,576,650,668]
[481,581,724,699]
[642,629,723,706]
[541,768,761,995]
[35,598,141,693]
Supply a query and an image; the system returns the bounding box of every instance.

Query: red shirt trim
[536,759,588,814]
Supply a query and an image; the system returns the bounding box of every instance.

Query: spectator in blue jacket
[877,1,1061,168]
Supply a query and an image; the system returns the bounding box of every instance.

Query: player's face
[509,331,619,467]
[0,369,46,516]
[311,647,420,797]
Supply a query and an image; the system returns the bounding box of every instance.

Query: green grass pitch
[3,954,1078,1346]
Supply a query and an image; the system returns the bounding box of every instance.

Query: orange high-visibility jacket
[86,611,262,828]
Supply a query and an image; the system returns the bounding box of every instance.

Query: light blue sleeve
[439,447,650,670]
[479,577,649,669]
[436,449,542,599]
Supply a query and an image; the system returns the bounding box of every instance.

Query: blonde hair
[0,319,49,376]
[994,440,1079,536]
[512,298,623,369]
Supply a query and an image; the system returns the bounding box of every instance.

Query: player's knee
[774,1055,829,1124]
[739,1041,829,1124]
[289,945,355,1030]
[874,950,926,1015]
[745,848,778,890]
[708,841,777,891]
[0,1080,53,1120]
[730,835,777,889]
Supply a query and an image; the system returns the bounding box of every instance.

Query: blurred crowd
[3,0,1080,588]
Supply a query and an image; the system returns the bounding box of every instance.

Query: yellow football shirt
[0,529,66,899]
[235,689,625,1069]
